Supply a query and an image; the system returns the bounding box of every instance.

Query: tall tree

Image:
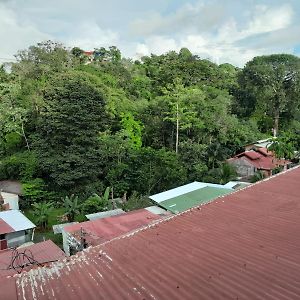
[236,54,300,136]
[34,72,107,192]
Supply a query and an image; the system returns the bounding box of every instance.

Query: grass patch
[23,208,86,248]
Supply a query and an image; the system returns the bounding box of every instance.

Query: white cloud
[0,3,50,60]
[132,3,296,66]
[0,0,299,67]
[64,21,119,51]
[130,1,225,36]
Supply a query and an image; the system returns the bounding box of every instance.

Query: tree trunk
[21,122,30,151]
[175,102,179,154]
[273,110,280,137]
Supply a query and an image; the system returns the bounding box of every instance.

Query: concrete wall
[62,230,70,256]
[229,157,256,177]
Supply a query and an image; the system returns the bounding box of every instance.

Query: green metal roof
[159,186,233,214]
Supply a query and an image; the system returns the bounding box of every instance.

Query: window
[0,234,5,240]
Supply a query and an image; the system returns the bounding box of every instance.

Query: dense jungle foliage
[1,41,300,208]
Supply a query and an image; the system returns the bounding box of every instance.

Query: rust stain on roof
[3,166,300,299]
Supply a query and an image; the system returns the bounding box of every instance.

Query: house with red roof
[227,147,291,178]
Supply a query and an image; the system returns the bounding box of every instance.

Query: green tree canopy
[235,54,300,135]
[33,71,107,192]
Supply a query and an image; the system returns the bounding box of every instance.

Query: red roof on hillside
[4,166,300,299]
[0,240,66,278]
[83,51,94,55]
[64,209,161,246]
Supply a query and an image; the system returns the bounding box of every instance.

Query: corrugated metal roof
[52,222,79,234]
[244,151,262,160]
[144,206,171,216]
[4,166,300,300]
[0,240,66,278]
[230,149,291,171]
[85,209,125,221]
[0,218,14,235]
[0,211,35,232]
[159,186,233,213]
[0,180,22,195]
[0,277,17,300]
[224,181,251,189]
[64,209,161,246]
[150,181,232,203]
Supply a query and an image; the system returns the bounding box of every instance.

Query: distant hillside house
[0,210,35,249]
[227,148,291,178]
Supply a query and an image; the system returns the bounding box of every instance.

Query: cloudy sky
[0,0,300,66]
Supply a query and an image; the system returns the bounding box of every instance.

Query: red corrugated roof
[0,219,14,235]
[243,150,262,160]
[64,209,161,246]
[0,277,17,300]
[256,147,272,157]
[4,166,300,299]
[232,149,289,170]
[0,240,66,278]
[247,155,275,170]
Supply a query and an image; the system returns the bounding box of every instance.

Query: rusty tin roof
[4,166,300,300]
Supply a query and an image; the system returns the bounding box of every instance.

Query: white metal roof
[0,210,35,231]
[85,209,125,221]
[223,181,251,189]
[144,206,170,216]
[149,182,232,203]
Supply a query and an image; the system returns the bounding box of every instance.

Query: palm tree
[32,202,54,230]
[218,163,237,184]
[62,194,81,222]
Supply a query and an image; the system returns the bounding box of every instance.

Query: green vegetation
[1,42,300,238]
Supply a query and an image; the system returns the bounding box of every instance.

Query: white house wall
[1,192,19,210]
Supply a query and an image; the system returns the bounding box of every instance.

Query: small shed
[0,210,35,249]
